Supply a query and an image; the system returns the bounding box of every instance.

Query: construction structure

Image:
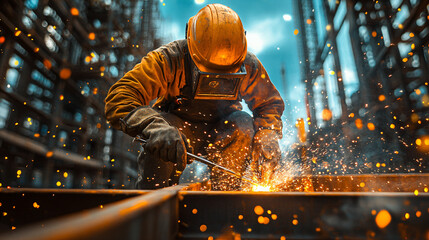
[0,0,162,189]
[1,176,428,239]
[294,0,429,174]
[0,1,428,239]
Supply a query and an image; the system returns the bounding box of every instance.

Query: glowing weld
[252,185,271,192]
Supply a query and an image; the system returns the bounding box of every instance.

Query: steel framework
[0,0,161,189]
[294,0,429,174]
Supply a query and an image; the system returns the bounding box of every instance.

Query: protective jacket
[105,39,284,136]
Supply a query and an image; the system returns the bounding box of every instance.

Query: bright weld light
[252,185,271,192]
[195,0,205,4]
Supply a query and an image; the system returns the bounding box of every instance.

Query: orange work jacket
[105,40,285,137]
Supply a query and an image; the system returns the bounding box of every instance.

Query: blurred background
[0,0,428,189]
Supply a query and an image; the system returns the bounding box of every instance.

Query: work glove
[120,106,191,171]
[252,129,281,185]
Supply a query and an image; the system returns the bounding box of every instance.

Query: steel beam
[0,186,184,240]
[178,191,429,240]
[275,173,429,192]
[0,175,428,239]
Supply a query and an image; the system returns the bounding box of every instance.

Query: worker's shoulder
[243,51,262,69]
[152,39,187,59]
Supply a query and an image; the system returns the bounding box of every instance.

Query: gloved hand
[120,106,192,171]
[252,129,281,184]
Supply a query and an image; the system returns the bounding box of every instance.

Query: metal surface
[0,186,185,240]
[178,191,429,240]
[0,188,148,231]
[275,173,429,192]
[0,175,428,240]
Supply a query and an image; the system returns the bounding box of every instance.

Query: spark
[252,185,271,192]
[88,32,95,40]
[70,8,79,16]
[254,205,264,215]
[375,210,391,228]
[414,210,422,218]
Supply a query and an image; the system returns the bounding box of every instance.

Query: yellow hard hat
[187,4,247,74]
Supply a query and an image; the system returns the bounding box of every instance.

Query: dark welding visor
[191,64,246,100]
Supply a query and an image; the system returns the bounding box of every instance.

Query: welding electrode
[133,137,258,186]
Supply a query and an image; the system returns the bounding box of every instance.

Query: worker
[105,4,284,190]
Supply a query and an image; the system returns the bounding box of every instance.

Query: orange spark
[322,108,332,121]
[254,205,264,215]
[375,210,391,228]
[88,32,96,40]
[43,59,52,70]
[70,8,79,16]
[59,68,72,79]
[367,122,375,131]
[199,225,207,232]
[355,118,363,129]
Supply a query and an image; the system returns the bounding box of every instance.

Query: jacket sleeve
[240,55,285,138]
[104,49,175,130]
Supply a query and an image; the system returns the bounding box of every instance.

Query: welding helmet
[186,4,247,100]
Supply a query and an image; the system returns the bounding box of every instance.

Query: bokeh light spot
[375,210,391,229]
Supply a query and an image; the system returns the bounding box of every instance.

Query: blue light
[24,0,39,10]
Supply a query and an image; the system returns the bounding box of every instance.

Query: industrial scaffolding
[294,0,429,174]
[0,0,162,189]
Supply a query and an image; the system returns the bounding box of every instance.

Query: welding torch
[133,137,259,186]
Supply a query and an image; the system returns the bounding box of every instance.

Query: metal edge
[0,188,151,195]
[178,191,429,197]
[0,184,189,240]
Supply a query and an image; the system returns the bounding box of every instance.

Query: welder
[105,4,284,190]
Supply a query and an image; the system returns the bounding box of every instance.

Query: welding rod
[186,152,258,185]
[133,137,258,185]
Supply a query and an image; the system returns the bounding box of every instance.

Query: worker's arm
[240,53,285,183]
[104,41,189,170]
[240,54,284,137]
[105,50,173,130]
